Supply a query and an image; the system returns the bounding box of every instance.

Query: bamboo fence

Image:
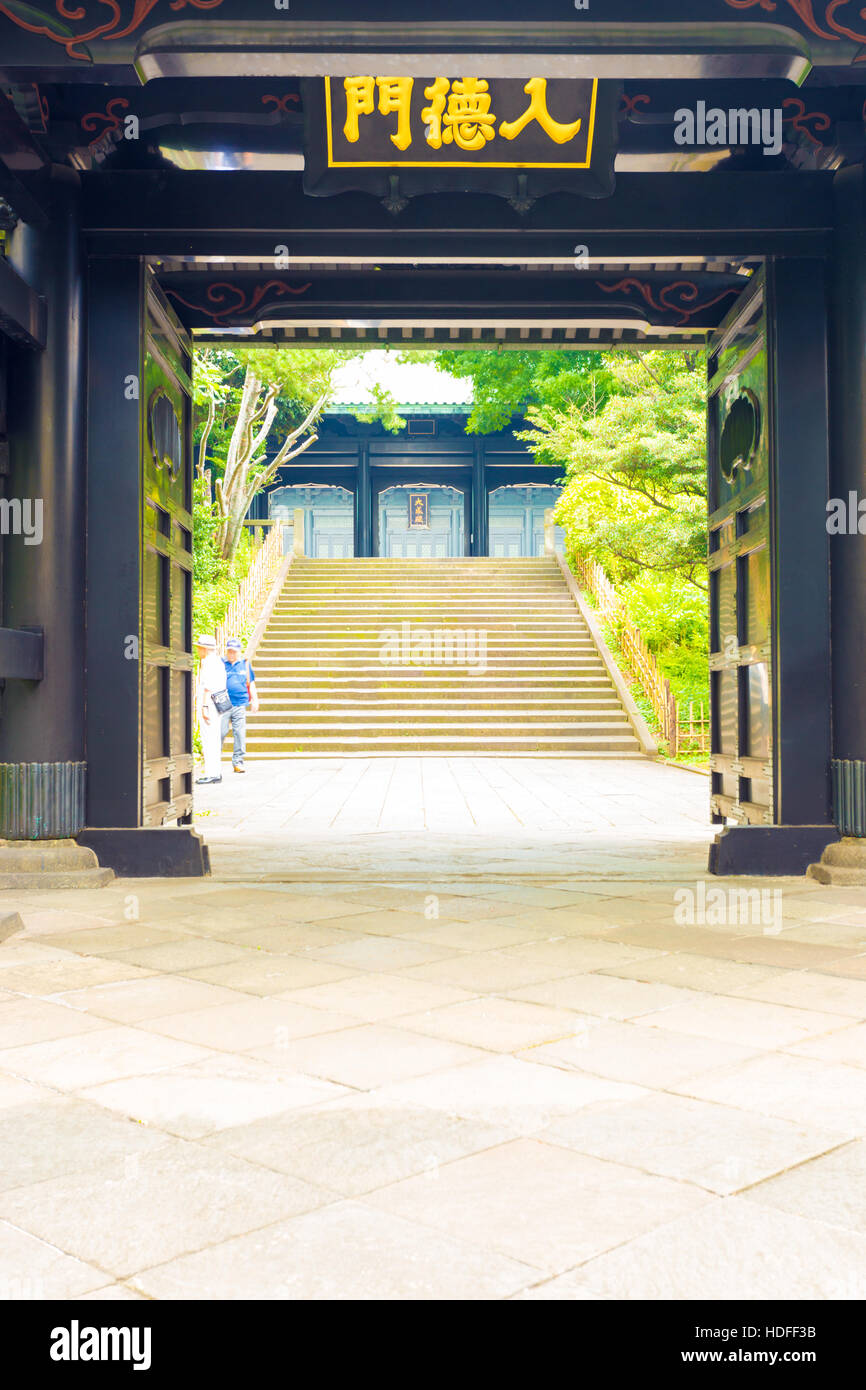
[569,552,709,757]
[213,522,283,652]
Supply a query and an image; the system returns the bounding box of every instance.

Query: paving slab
[0,1141,332,1279]
[1,754,865,1298]
[574,1197,866,1300]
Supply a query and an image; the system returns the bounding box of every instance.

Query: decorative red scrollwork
[781,96,832,146]
[30,83,50,130]
[81,95,129,147]
[723,0,866,45]
[619,93,652,119]
[261,94,301,113]
[0,0,225,63]
[597,278,741,327]
[165,280,313,324]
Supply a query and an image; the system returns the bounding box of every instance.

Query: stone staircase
[245,557,645,756]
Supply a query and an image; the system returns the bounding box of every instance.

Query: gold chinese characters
[342,77,583,152]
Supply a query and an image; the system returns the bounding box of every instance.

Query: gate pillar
[0,171,87,836]
[827,169,866,834]
[80,259,207,876]
[708,261,837,875]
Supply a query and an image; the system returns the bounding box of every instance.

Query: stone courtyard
[1,758,865,1300]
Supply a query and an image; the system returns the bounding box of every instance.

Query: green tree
[427,348,615,440]
[524,350,708,591]
[352,382,407,433]
[199,347,354,566]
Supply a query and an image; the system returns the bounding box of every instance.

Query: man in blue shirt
[220,637,259,774]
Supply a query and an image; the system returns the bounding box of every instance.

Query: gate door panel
[141,274,194,826]
[708,273,773,827]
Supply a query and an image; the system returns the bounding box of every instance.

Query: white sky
[330,352,473,407]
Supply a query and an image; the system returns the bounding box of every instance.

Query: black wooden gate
[708,272,773,828]
[141,274,194,827]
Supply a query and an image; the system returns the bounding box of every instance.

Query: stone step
[806,862,866,886]
[255,644,603,655]
[287,578,563,582]
[263,628,591,637]
[255,658,603,669]
[280,578,569,583]
[244,735,642,753]
[267,613,584,623]
[0,840,105,872]
[258,634,597,644]
[289,560,558,564]
[249,713,631,729]
[254,667,614,678]
[248,717,633,733]
[815,838,866,868]
[259,666,611,677]
[806,838,866,884]
[243,554,643,761]
[255,648,603,660]
[0,870,115,889]
[257,697,624,711]
[276,590,569,599]
[276,602,570,610]
[259,686,615,697]
[277,582,567,590]
[259,627,595,637]
[256,681,615,694]
[285,568,562,573]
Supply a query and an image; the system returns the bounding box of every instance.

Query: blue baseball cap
[225,637,243,650]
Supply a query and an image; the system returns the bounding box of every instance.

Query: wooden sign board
[303,76,618,204]
[408,492,430,529]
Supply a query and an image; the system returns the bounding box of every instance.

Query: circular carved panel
[720,389,761,484]
[147,388,182,480]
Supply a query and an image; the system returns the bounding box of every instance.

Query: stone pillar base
[0,839,113,889]
[807,837,866,885]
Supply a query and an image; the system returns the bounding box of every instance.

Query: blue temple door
[377,484,466,557]
[268,484,355,557]
[488,484,564,556]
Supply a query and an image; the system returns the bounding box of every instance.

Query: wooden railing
[569,551,709,757]
[213,522,284,651]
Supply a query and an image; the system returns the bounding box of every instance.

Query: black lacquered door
[708,272,773,827]
[141,274,194,826]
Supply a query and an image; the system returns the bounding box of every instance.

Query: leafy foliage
[427,349,614,439]
[352,383,407,433]
[192,475,252,638]
[194,347,351,469]
[525,351,708,591]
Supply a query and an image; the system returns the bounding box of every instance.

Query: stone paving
[1,758,865,1300]
[198,754,713,880]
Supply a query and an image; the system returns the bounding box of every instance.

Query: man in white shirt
[195,634,227,784]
